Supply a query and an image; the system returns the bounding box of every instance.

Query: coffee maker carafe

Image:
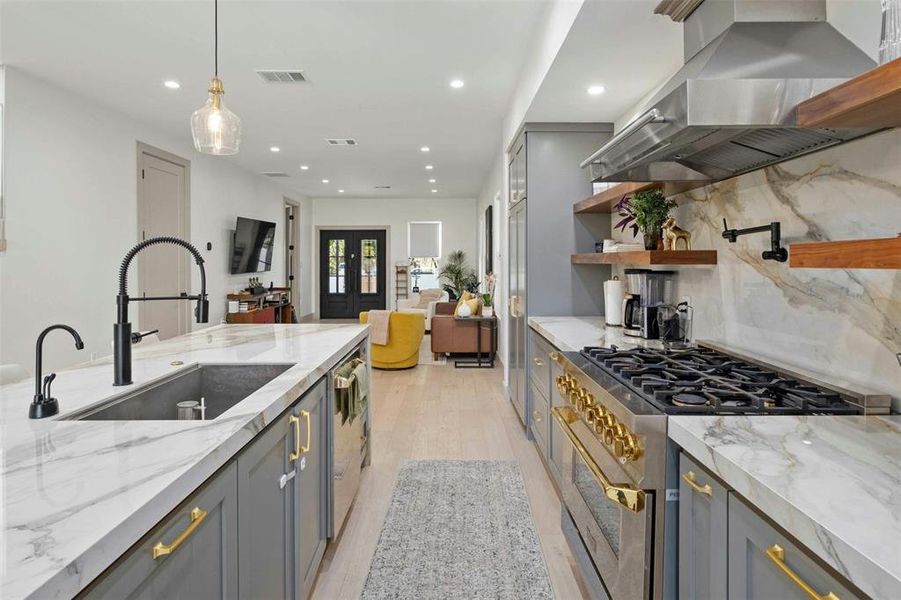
[639,270,676,339]
[621,269,651,337]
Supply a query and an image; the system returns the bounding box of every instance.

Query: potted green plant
[616,190,678,250]
[438,250,479,299]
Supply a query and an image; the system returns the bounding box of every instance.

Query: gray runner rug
[361,459,554,599]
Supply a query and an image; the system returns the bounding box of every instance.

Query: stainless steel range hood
[582,0,878,183]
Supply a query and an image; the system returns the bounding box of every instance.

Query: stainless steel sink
[65,363,293,421]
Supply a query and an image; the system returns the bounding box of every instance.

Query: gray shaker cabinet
[727,495,860,600]
[506,124,613,438]
[678,453,728,600]
[237,407,298,599]
[80,462,239,600]
[295,379,328,599]
[238,377,328,600]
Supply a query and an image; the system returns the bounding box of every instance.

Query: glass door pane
[360,239,377,294]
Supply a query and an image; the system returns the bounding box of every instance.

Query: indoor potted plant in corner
[481,272,496,317]
[616,190,677,250]
[438,250,479,299]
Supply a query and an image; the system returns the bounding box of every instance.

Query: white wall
[308,197,478,315]
[501,0,584,150]
[0,68,297,371]
[476,153,507,378]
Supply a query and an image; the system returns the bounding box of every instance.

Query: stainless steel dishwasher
[328,342,370,540]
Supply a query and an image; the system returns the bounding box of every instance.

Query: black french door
[319,229,387,319]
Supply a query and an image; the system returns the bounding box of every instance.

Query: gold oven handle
[289,414,301,461]
[551,406,645,513]
[765,544,840,600]
[152,507,208,559]
[682,471,713,498]
[299,410,312,454]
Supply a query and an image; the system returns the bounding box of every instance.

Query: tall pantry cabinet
[507,123,612,435]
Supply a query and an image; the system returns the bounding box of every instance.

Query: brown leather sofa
[430,302,497,359]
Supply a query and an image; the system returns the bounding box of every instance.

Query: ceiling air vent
[256,70,307,83]
[262,172,290,178]
[326,138,358,146]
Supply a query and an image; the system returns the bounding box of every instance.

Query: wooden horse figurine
[662,217,692,251]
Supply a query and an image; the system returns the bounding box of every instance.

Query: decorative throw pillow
[453,290,472,316]
[454,294,481,317]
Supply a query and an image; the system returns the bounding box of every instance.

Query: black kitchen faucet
[114,236,209,386]
[29,324,84,419]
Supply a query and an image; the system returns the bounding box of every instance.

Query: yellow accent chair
[359,311,425,370]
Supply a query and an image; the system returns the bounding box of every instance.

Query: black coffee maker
[621,269,650,337]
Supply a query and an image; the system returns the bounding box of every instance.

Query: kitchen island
[671,414,901,600]
[0,323,369,600]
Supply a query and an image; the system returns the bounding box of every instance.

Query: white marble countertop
[528,316,663,351]
[670,415,901,600]
[0,324,369,600]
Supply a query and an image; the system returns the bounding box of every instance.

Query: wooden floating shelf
[573,181,710,214]
[797,58,901,129]
[574,182,659,214]
[571,251,717,266]
[789,236,901,269]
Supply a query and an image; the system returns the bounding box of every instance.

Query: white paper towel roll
[604,278,624,326]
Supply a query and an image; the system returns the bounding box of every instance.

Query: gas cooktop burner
[580,345,860,416]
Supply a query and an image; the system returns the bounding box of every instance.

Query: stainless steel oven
[553,406,654,600]
[551,352,668,600]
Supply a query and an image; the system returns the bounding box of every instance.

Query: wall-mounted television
[230,216,276,274]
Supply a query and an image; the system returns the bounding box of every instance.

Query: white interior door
[137,149,189,340]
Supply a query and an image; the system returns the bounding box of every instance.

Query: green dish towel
[335,358,367,424]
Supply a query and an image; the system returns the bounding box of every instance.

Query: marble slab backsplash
[609,128,901,411]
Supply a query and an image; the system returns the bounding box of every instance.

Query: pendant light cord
[214,0,218,77]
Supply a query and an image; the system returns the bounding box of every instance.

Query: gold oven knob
[604,423,625,446]
[584,407,600,424]
[594,414,614,435]
[614,433,643,461]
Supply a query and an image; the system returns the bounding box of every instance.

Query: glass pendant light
[191,0,241,155]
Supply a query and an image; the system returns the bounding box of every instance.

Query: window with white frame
[408,221,442,291]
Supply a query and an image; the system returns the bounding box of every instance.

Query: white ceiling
[1,0,548,199]
[526,0,683,125]
[2,1,685,199]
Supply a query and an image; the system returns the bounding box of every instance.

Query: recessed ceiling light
[163,80,181,90]
[269,146,281,153]
[321,179,329,183]
[300,165,309,171]
[450,79,465,89]
[420,146,430,152]
[338,189,345,193]
[431,189,438,193]
[587,85,606,96]
[428,178,436,183]
[425,165,434,170]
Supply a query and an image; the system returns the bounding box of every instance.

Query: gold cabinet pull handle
[300,410,311,454]
[289,414,301,461]
[532,409,543,423]
[551,406,645,512]
[766,544,840,600]
[152,507,208,559]
[682,470,713,498]
[533,357,545,367]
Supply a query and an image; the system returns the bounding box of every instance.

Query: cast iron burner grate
[580,346,859,416]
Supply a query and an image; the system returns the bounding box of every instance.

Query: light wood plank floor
[311,360,588,599]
